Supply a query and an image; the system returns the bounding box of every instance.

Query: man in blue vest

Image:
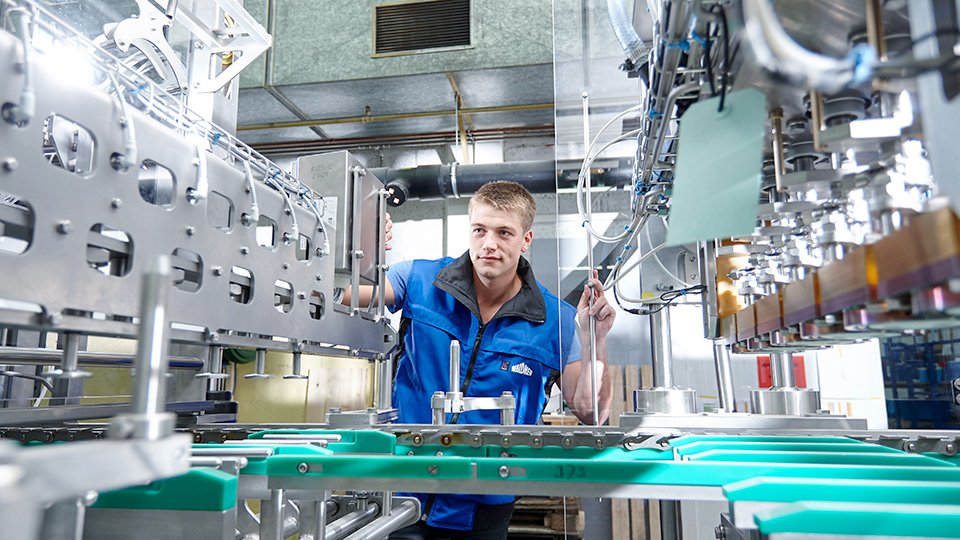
[349,181,614,539]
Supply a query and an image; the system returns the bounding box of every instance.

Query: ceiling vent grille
[374,0,471,56]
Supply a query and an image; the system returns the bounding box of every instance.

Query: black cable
[710,4,730,112]
[645,284,707,315]
[613,282,643,315]
[910,27,960,47]
[703,27,717,98]
[614,284,706,316]
[0,370,54,393]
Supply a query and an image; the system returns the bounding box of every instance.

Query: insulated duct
[370,160,632,206]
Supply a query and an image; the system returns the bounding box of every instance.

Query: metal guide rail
[136,430,960,538]
[8,422,960,454]
[12,426,960,538]
[0,11,389,356]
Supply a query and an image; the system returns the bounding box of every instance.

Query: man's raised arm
[561,271,615,424]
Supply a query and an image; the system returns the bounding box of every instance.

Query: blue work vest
[390,253,578,530]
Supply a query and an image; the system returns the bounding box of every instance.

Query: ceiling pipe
[369,160,633,206]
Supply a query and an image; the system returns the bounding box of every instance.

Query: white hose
[2,7,35,125]
[576,128,646,243]
[108,71,138,171]
[742,0,869,93]
[243,157,260,224]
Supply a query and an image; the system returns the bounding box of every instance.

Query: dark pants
[389,502,514,540]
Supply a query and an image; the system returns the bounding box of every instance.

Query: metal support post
[500,391,515,425]
[48,333,91,380]
[196,345,228,390]
[770,352,796,388]
[284,349,309,380]
[431,391,445,425]
[245,348,271,379]
[37,497,86,540]
[650,306,674,388]
[260,489,285,540]
[449,340,460,396]
[712,341,736,411]
[311,492,331,540]
[111,255,175,440]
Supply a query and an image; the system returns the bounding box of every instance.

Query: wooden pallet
[509,496,584,538]
[537,365,663,540]
[610,364,662,540]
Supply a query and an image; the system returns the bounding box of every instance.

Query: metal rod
[379,354,393,409]
[343,500,417,540]
[191,447,274,457]
[260,433,342,441]
[810,90,827,151]
[130,255,171,421]
[325,503,380,540]
[0,348,202,369]
[865,0,887,62]
[449,340,460,396]
[712,342,736,411]
[650,306,673,388]
[582,91,599,426]
[349,167,363,314]
[770,107,785,193]
[377,188,388,320]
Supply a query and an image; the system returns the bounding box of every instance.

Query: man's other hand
[577,269,615,340]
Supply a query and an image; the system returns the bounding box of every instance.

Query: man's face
[469,202,533,283]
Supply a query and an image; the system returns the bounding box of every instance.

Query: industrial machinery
[3,0,960,539]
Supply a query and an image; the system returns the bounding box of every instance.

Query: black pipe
[370,160,632,207]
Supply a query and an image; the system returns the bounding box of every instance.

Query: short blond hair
[469,181,536,231]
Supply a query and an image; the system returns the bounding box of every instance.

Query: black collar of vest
[434,251,547,324]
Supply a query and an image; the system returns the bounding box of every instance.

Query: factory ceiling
[236,0,558,156]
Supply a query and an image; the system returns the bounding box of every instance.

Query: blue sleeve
[385,260,414,313]
[559,303,582,369]
[565,330,582,367]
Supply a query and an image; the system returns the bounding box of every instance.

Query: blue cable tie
[689,30,708,48]
[624,245,632,250]
[664,39,690,52]
[648,110,663,119]
[616,256,623,262]
[128,84,147,95]
[848,43,877,85]
[623,225,630,230]
[212,131,222,145]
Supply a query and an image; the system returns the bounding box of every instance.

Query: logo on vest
[510,362,533,377]
[500,360,510,371]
